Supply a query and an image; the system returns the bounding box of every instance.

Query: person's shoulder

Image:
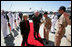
[63,12,69,17]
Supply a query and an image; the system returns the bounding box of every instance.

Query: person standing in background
[16,12,21,30]
[7,11,14,31]
[1,10,11,39]
[51,12,58,33]
[43,12,51,44]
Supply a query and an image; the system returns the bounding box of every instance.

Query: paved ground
[1,20,71,46]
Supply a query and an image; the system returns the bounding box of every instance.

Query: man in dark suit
[20,14,30,46]
[32,11,41,40]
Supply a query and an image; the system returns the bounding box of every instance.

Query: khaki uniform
[55,13,67,46]
[44,17,51,42]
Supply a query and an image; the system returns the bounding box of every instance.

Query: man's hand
[40,21,45,25]
[58,24,65,34]
[39,21,45,26]
[22,35,24,37]
[39,23,41,26]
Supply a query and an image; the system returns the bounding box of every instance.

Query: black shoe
[43,38,46,40]
[27,44,35,46]
[4,36,9,39]
[12,29,15,31]
[10,34,13,37]
[46,41,49,44]
[9,33,12,35]
[8,33,12,36]
[22,44,25,46]
[51,32,55,34]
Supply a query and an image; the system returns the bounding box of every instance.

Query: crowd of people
[1,6,71,46]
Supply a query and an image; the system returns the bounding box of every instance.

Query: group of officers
[1,6,71,46]
[1,10,22,38]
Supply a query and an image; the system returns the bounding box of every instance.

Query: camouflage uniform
[44,17,51,42]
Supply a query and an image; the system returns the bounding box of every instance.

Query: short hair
[59,6,66,12]
[44,12,48,14]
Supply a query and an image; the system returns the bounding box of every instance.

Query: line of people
[1,10,22,39]
[39,6,71,46]
[1,6,71,46]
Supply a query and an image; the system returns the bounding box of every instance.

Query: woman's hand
[14,20,16,22]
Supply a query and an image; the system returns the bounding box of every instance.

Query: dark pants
[22,31,29,46]
[34,26,40,39]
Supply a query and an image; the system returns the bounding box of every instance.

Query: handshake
[39,20,46,26]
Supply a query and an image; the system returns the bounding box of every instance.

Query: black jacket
[32,16,41,31]
[20,20,30,35]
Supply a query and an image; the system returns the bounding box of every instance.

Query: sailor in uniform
[15,13,21,31]
[12,12,17,30]
[50,12,58,32]
[16,13,21,27]
[1,10,10,39]
[7,11,14,31]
